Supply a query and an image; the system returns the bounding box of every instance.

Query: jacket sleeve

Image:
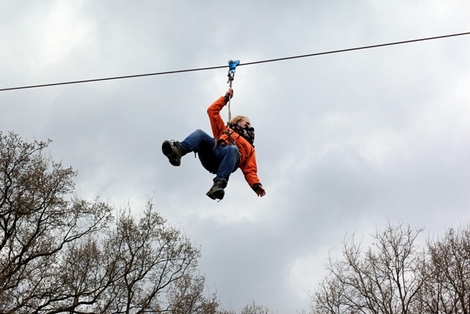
[240,148,262,189]
[207,96,228,138]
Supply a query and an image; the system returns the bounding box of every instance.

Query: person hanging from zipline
[161,86,266,201]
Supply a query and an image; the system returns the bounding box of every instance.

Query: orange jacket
[207,96,262,190]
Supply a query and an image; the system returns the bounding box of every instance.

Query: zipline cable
[1,31,469,92]
[241,31,470,66]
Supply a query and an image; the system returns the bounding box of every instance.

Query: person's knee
[226,145,239,156]
[193,129,206,137]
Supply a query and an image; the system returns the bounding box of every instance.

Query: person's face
[238,117,251,129]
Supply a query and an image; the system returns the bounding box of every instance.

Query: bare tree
[0,132,113,313]
[97,204,204,313]
[37,203,222,314]
[167,273,235,314]
[240,300,275,314]
[0,132,229,313]
[311,222,426,314]
[423,225,470,314]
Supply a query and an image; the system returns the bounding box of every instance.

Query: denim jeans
[179,129,239,181]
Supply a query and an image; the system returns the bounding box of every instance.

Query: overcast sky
[2,1,470,313]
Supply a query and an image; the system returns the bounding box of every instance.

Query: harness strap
[224,128,236,145]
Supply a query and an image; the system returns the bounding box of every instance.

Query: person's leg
[179,129,215,155]
[162,129,214,166]
[214,145,239,181]
[198,144,239,177]
[206,145,239,200]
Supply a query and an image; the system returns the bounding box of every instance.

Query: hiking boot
[162,140,183,166]
[206,178,228,200]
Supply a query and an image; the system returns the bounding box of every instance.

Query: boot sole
[162,141,181,166]
[206,189,225,200]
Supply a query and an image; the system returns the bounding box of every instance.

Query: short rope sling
[224,59,240,145]
[226,59,239,122]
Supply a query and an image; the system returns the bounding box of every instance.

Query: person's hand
[255,185,266,197]
[225,88,234,99]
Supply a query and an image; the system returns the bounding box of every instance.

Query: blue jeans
[179,129,239,181]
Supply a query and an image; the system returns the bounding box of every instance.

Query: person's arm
[207,88,233,137]
[241,149,266,197]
